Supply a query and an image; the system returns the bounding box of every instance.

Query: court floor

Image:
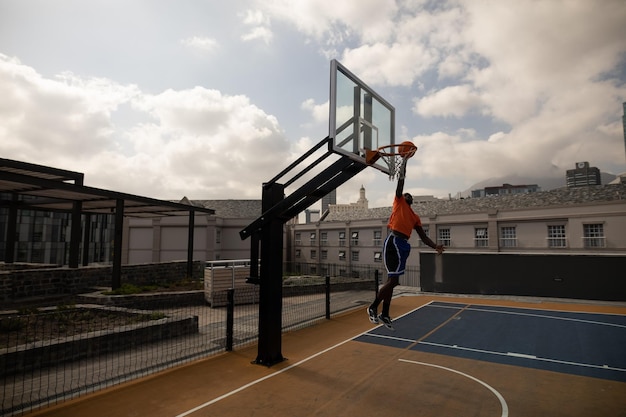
[27,294,626,417]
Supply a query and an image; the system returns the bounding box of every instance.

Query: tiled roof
[323,183,626,222]
[193,200,262,218]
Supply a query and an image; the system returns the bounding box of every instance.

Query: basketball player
[367,158,444,329]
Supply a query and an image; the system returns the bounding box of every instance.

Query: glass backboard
[329,59,395,174]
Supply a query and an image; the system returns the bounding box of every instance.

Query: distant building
[0,194,115,265]
[471,183,540,198]
[566,162,601,188]
[321,189,336,213]
[305,209,320,223]
[290,183,626,286]
[327,185,368,214]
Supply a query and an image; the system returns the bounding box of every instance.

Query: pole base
[252,355,286,367]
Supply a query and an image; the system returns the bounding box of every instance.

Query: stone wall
[1,311,199,376]
[0,261,205,306]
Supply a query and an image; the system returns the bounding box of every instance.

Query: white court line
[418,341,626,373]
[399,358,509,417]
[428,302,626,329]
[173,302,438,417]
[361,333,417,343]
[173,324,380,417]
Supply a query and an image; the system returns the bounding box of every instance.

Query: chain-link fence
[1,262,389,416]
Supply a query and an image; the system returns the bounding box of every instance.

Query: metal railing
[0,262,382,416]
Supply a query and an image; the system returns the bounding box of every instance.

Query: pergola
[0,158,215,288]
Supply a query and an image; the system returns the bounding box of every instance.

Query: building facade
[0,194,115,265]
[289,183,626,286]
[472,183,540,198]
[5,184,626,286]
[123,199,264,264]
[566,162,602,187]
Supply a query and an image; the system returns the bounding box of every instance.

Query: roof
[0,158,215,218]
[323,182,626,222]
[192,200,262,218]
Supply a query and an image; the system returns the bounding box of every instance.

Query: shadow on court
[26,295,626,417]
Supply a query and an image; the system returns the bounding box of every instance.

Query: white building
[288,183,626,286]
[122,183,626,287]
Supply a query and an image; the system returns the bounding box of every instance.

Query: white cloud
[301,98,328,124]
[0,54,292,199]
[2,0,625,206]
[341,42,437,87]
[181,36,219,53]
[240,9,273,44]
[254,0,398,43]
[241,26,273,44]
[413,85,484,118]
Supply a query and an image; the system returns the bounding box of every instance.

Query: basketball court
[17,61,626,416]
[25,293,626,417]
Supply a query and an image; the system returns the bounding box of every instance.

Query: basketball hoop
[365,141,418,180]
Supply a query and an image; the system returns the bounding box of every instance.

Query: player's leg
[379,236,410,328]
[379,275,399,316]
[369,234,397,313]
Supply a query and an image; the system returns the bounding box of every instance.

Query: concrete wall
[420,252,626,301]
[0,261,204,305]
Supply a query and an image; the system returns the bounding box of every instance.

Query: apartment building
[289,183,626,282]
[5,183,625,274]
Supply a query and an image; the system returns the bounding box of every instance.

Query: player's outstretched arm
[415,225,445,254]
[396,158,408,197]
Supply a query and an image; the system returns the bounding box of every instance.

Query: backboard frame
[329,59,395,174]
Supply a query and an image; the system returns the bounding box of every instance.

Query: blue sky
[1,0,625,208]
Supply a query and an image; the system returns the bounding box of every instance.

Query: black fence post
[226,288,234,351]
[325,275,331,320]
[374,269,380,296]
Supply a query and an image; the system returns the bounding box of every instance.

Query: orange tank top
[387,195,422,237]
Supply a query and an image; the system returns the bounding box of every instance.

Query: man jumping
[367,158,445,329]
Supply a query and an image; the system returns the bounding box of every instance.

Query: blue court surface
[356,301,626,382]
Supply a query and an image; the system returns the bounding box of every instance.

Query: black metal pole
[82,214,91,266]
[254,182,285,366]
[325,275,331,320]
[374,269,380,296]
[112,199,124,290]
[226,288,234,351]
[187,210,195,279]
[4,195,18,263]
[68,201,82,268]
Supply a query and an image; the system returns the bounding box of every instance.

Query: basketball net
[365,143,417,181]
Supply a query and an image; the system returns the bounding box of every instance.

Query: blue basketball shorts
[383,234,411,277]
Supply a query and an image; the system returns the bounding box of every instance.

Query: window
[295,249,301,258]
[374,251,382,262]
[310,249,317,259]
[339,232,346,246]
[547,225,567,248]
[500,226,517,247]
[215,229,221,244]
[295,233,301,245]
[320,232,328,246]
[475,227,488,247]
[373,230,382,246]
[438,228,451,247]
[338,250,346,260]
[351,231,359,246]
[583,223,605,248]
[321,250,328,260]
[310,232,316,245]
[351,251,359,262]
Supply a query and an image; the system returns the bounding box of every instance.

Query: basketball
[398,141,417,158]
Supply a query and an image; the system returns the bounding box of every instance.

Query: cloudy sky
[1,0,625,209]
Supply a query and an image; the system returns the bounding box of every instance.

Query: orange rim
[375,143,418,157]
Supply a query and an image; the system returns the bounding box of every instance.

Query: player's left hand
[435,244,445,255]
